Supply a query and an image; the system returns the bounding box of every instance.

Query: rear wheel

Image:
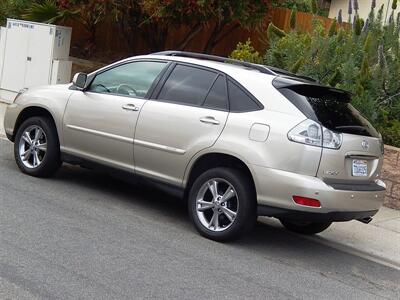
[279,219,332,235]
[14,116,61,177]
[188,167,256,242]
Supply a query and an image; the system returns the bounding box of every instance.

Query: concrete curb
[302,234,400,271]
[260,213,400,271]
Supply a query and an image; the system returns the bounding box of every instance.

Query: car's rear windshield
[276,84,379,138]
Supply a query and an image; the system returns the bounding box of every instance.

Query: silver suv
[4,51,386,241]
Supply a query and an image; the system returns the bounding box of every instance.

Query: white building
[329,0,400,23]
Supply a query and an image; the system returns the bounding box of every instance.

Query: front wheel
[188,167,256,242]
[14,116,61,177]
[279,219,332,235]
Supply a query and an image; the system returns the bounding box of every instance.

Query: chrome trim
[66,124,134,143]
[134,139,186,155]
[345,154,379,159]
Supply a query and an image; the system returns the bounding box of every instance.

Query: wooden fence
[68,7,337,63]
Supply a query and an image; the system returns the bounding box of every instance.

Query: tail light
[379,136,384,154]
[288,119,342,149]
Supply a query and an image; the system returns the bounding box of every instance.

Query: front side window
[157,64,218,106]
[88,61,167,98]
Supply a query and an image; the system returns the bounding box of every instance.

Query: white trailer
[0,19,72,103]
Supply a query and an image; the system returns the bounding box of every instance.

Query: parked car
[3,51,386,241]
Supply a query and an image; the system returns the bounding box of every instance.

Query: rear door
[277,83,384,185]
[133,64,229,186]
[314,102,383,184]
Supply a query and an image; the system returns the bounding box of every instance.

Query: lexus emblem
[361,140,370,151]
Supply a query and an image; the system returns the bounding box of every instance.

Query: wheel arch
[183,152,257,199]
[11,106,59,143]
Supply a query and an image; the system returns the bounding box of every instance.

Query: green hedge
[231,2,400,147]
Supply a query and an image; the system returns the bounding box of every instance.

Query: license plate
[352,160,368,177]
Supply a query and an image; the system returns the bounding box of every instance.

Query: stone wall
[382,145,400,210]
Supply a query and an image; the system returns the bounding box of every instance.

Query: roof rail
[153,51,317,82]
[153,51,277,76]
[267,66,317,82]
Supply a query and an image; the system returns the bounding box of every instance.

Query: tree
[119,0,209,52]
[231,0,400,145]
[258,1,400,146]
[112,0,271,54]
[201,0,270,53]
[0,0,31,25]
[22,0,113,56]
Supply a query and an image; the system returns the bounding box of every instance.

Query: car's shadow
[1,140,398,294]
[49,164,366,265]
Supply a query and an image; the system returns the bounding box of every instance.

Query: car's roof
[120,54,275,80]
[90,53,316,116]
[94,52,318,86]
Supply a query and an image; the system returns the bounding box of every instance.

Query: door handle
[200,116,220,125]
[122,104,139,111]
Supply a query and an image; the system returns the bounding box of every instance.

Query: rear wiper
[335,125,368,133]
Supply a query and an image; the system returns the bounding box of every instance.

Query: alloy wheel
[196,178,239,232]
[18,125,47,169]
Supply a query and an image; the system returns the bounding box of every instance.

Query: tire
[279,219,332,235]
[14,116,61,178]
[188,167,256,242]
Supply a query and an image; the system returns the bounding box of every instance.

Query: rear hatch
[274,77,384,189]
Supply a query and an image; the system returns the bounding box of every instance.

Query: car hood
[26,83,72,92]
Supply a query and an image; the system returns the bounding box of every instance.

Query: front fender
[4,85,73,145]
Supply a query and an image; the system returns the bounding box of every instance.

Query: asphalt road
[0,138,399,300]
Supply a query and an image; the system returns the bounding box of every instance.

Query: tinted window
[203,76,228,110]
[158,65,217,106]
[279,86,379,138]
[88,61,167,98]
[228,80,261,112]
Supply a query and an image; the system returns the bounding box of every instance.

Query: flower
[348,0,353,15]
[354,0,359,12]
[338,9,343,24]
[363,18,370,32]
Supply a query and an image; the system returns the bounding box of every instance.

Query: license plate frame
[352,159,368,177]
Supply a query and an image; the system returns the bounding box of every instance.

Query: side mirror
[72,73,88,90]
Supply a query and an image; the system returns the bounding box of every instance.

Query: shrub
[231,1,400,147]
[271,0,329,17]
[0,0,31,25]
[230,39,262,64]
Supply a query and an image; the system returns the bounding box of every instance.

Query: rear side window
[278,85,379,137]
[228,80,261,112]
[203,76,228,110]
[158,64,217,106]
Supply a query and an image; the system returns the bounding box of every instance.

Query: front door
[63,60,168,171]
[134,64,229,185]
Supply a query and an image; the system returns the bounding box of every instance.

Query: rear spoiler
[272,76,352,103]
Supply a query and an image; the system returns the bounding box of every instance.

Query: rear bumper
[251,164,385,217]
[257,205,378,222]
